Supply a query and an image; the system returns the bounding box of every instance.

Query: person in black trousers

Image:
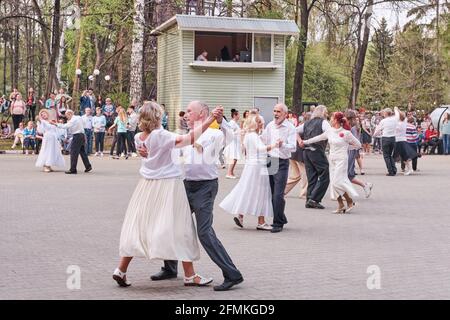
[300,105,330,209]
[373,107,399,176]
[52,110,92,174]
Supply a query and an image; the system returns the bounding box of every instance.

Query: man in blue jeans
[81,107,94,155]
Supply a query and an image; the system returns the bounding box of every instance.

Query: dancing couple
[300,112,361,213]
[113,101,243,291]
[219,104,296,233]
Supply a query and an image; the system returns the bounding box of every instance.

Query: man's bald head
[188,100,209,115]
[186,100,210,129]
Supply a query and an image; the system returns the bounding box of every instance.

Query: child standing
[93,107,106,156]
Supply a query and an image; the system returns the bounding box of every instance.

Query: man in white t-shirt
[141,101,243,292]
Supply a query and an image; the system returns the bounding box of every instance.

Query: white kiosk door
[254,97,279,127]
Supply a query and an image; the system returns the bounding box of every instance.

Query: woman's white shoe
[346,203,356,213]
[113,268,131,287]
[256,223,272,231]
[184,274,213,287]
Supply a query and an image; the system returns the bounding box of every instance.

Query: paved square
[1,153,450,299]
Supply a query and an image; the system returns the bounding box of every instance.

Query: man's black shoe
[85,166,92,173]
[213,277,244,291]
[386,173,396,176]
[305,199,325,209]
[270,226,283,233]
[305,199,315,208]
[315,202,325,209]
[150,270,177,281]
[65,171,77,174]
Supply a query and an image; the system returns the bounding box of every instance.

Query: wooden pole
[71,0,89,112]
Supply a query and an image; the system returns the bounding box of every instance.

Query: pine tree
[360,17,393,110]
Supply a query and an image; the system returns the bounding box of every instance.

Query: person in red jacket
[423,124,439,154]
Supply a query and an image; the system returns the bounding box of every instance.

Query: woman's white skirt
[329,155,359,200]
[223,141,242,161]
[220,162,273,217]
[119,178,200,261]
[35,132,65,168]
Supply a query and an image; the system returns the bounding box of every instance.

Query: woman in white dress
[35,109,65,172]
[220,114,281,230]
[301,112,361,214]
[113,101,220,288]
[223,109,242,179]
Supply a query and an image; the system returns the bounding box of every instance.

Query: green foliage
[360,18,394,110]
[388,24,445,110]
[108,91,130,108]
[285,42,350,111]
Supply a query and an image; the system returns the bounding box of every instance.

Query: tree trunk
[56,10,67,86]
[129,0,145,104]
[116,27,125,94]
[292,0,309,114]
[13,24,19,90]
[196,0,204,15]
[348,0,373,109]
[71,0,88,110]
[25,19,30,91]
[226,0,233,16]
[45,0,61,94]
[2,37,7,94]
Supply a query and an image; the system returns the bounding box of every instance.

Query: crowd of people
[0,87,171,162]
[112,100,450,291]
[2,86,450,292]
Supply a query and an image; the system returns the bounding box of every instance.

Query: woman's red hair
[333,112,351,130]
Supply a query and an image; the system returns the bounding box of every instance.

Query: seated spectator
[11,122,25,149]
[417,126,425,152]
[1,120,12,139]
[423,124,439,154]
[57,96,69,121]
[56,119,67,141]
[23,121,36,154]
[232,54,240,62]
[197,50,208,61]
[59,121,73,155]
[102,98,116,128]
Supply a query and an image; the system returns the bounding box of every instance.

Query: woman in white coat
[35,109,65,172]
[301,112,361,213]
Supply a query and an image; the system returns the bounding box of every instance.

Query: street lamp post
[88,74,94,91]
[104,75,111,96]
[72,69,82,111]
[93,69,100,92]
